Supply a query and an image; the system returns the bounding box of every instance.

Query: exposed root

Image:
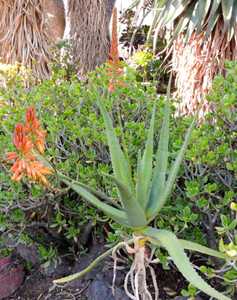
[113,236,159,300]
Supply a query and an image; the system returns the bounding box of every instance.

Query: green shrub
[170,61,237,297]
[0,64,161,251]
[0,61,236,298]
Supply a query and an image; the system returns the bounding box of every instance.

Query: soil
[3,240,192,300]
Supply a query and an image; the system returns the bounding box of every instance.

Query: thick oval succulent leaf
[142,227,231,300]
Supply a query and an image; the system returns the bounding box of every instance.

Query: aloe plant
[54,88,231,299]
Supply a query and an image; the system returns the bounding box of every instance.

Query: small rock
[87,279,129,300]
[41,258,71,277]
[16,244,40,266]
[68,243,105,289]
[0,257,24,299]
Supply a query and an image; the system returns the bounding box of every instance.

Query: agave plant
[54,88,231,299]
[130,0,237,117]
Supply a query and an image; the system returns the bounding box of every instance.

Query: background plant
[49,79,233,299]
[0,61,237,298]
[129,0,237,117]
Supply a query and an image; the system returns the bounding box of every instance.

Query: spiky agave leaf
[96,99,134,192]
[105,174,147,227]
[142,0,237,117]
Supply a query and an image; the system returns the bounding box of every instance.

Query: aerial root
[112,236,159,300]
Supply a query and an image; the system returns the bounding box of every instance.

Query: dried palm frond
[157,1,237,116]
[0,0,54,79]
[173,20,237,118]
[133,0,237,117]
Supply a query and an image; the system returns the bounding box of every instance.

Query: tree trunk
[0,0,65,79]
[67,0,116,75]
[44,0,65,43]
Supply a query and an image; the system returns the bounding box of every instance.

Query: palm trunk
[67,0,116,75]
[0,0,65,79]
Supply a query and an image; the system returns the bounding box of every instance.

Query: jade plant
[53,88,231,300]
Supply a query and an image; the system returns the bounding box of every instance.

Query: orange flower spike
[25,106,46,154]
[6,152,18,161]
[28,161,53,186]
[11,160,25,181]
[109,7,119,64]
[7,113,52,186]
[13,124,33,155]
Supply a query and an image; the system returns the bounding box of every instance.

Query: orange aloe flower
[107,7,125,93]
[7,121,52,186]
[109,7,119,64]
[24,106,46,154]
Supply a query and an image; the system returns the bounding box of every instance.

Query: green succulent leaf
[105,174,147,227]
[147,79,171,217]
[58,174,129,226]
[136,105,156,209]
[96,99,134,191]
[58,172,120,207]
[155,119,195,215]
[179,239,228,260]
[143,227,231,300]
